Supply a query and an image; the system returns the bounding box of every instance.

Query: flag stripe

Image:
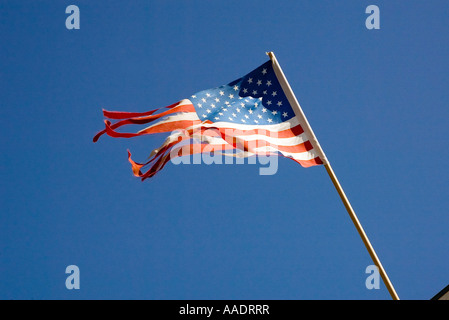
[103,100,189,119]
[137,112,201,134]
[189,134,319,161]
[93,101,197,142]
[188,125,309,147]
[192,116,302,132]
[188,127,313,154]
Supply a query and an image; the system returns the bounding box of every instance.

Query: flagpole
[323,163,399,300]
[267,51,400,300]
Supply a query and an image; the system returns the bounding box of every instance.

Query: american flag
[94,59,324,180]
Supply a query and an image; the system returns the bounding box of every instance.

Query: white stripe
[137,111,200,133]
[189,130,309,147]
[253,146,319,161]
[222,149,319,161]
[235,132,308,146]
[136,99,197,134]
[179,99,194,106]
[189,135,318,161]
[209,145,318,161]
[188,116,300,132]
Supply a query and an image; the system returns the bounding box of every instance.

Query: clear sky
[1,1,448,300]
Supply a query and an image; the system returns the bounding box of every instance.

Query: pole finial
[266,51,275,60]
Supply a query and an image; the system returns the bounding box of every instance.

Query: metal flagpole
[267,51,400,300]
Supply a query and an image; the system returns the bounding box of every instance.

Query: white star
[272,110,278,115]
[277,101,283,107]
[257,79,262,86]
[244,114,249,119]
[254,102,258,108]
[232,113,237,117]
[198,103,203,108]
[202,98,207,102]
[228,94,234,99]
[215,117,220,120]
[262,68,267,75]
[219,91,225,96]
[236,108,240,112]
[233,85,239,91]
[263,90,268,95]
[258,97,263,101]
[225,101,230,105]
[243,88,248,94]
[241,119,246,123]
[240,102,245,107]
[215,97,220,102]
[248,109,253,114]
[206,109,211,113]
[210,103,216,108]
[267,100,272,105]
[266,80,272,87]
[206,93,211,97]
[219,112,224,116]
[267,118,273,123]
[262,107,267,113]
[191,95,197,98]
[257,114,262,119]
[222,108,228,111]
[202,114,207,118]
[248,78,253,84]
[228,117,233,121]
[254,119,259,123]
[252,90,258,95]
[282,112,288,118]
[272,91,277,97]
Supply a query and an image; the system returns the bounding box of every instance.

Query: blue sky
[1,1,448,300]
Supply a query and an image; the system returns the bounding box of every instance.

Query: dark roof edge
[431,284,449,300]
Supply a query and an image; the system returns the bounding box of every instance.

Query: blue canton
[190,61,295,125]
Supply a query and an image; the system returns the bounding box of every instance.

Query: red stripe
[100,119,199,139]
[138,119,201,135]
[242,139,311,154]
[189,126,313,154]
[194,123,304,139]
[94,118,199,143]
[127,135,187,174]
[103,101,181,119]
[292,156,323,168]
[93,103,196,142]
[111,104,195,125]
